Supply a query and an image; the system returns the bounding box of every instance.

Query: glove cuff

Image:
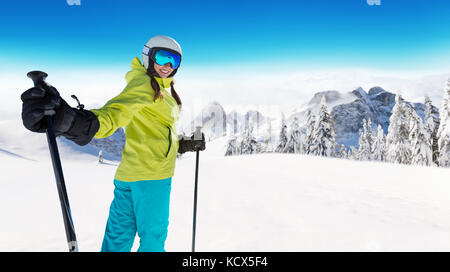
[63,109,100,146]
[53,99,77,134]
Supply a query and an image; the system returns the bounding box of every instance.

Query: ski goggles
[152,49,181,69]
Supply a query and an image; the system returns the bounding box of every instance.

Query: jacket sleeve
[90,77,154,138]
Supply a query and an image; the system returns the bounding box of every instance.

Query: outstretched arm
[90,77,154,138]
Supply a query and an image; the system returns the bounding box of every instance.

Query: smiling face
[153,62,174,78]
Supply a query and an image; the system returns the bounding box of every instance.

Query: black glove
[21,84,62,133]
[21,85,100,146]
[178,132,206,154]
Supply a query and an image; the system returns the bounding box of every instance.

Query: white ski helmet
[142,35,182,76]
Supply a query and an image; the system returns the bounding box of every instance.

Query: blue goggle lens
[154,49,181,69]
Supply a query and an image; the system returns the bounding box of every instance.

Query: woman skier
[20,35,205,252]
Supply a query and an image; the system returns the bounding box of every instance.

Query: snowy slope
[3,131,450,251]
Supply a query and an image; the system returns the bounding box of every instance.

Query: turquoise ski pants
[101,177,172,252]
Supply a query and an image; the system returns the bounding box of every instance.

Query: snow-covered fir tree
[283,117,303,153]
[304,110,316,155]
[255,138,265,154]
[372,124,386,162]
[348,146,358,160]
[386,94,412,164]
[225,134,240,156]
[437,79,450,167]
[438,138,450,167]
[240,124,259,155]
[355,128,364,160]
[408,106,433,166]
[357,119,375,161]
[337,144,349,159]
[275,114,288,153]
[309,97,337,157]
[424,95,440,165]
[262,118,274,153]
[299,133,307,154]
[365,119,375,158]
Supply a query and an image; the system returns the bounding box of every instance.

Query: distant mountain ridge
[186,86,438,148]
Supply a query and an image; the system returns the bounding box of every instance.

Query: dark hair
[149,74,182,110]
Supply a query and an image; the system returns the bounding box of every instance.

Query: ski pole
[192,126,202,252]
[27,71,78,252]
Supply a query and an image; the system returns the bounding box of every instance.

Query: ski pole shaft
[27,71,78,252]
[192,126,202,252]
[192,149,200,252]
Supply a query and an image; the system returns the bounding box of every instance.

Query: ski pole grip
[27,71,58,116]
[27,70,48,88]
[27,70,59,97]
[194,126,202,141]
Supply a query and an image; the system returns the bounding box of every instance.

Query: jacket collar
[154,76,173,89]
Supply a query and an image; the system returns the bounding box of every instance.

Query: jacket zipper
[165,126,172,157]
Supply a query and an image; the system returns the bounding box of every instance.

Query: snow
[2,122,450,252]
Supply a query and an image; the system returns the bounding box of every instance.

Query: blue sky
[1,0,450,71]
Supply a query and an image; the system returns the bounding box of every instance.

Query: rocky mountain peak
[308,90,342,105]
